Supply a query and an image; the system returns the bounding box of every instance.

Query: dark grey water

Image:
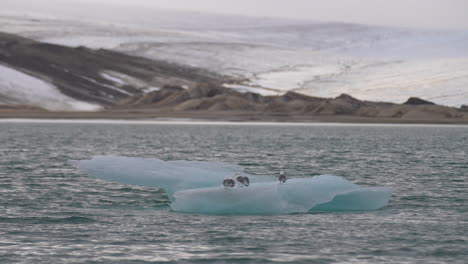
[0,121,467,263]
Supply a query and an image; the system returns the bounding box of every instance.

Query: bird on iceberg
[223,176,235,188]
[235,173,250,186]
[279,171,287,183]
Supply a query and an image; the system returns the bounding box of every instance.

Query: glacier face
[74,156,393,215]
[1,11,467,107]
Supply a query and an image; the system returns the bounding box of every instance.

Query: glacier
[73,156,393,215]
[1,11,466,107]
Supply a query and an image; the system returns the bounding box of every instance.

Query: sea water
[0,121,466,263]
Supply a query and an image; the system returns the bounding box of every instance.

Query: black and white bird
[235,174,250,186]
[279,171,286,183]
[223,176,235,188]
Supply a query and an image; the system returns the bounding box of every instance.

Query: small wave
[0,216,97,224]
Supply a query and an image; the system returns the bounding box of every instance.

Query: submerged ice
[74,156,393,215]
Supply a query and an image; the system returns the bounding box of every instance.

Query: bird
[236,174,250,186]
[223,176,235,188]
[242,176,250,186]
[279,171,286,183]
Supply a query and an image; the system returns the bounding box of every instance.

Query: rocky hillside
[117,84,467,121]
[0,32,225,108]
[1,31,466,123]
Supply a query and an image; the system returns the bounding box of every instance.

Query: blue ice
[73,156,393,215]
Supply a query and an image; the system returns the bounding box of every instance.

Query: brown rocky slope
[111,84,467,123]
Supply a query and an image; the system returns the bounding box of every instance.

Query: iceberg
[73,156,393,215]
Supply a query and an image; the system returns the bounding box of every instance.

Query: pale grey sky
[3,0,468,29]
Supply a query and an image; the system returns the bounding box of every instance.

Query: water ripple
[0,123,466,263]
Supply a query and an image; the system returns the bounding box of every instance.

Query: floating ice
[72,155,266,199]
[73,156,393,215]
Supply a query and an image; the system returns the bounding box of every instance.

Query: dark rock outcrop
[404,97,435,105]
[312,93,364,115]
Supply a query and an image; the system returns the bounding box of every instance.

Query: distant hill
[1,13,466,107]
[115,84,467,122]
[0,32,467,124]
[0,32,224,110]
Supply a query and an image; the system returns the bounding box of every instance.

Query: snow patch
[251,65,343,91]
[100,70,148,91]
[100,72,127,86]
[0,64,101,111]
[223,84,282,96]
[296,57,468,107]
[143,87,160,93]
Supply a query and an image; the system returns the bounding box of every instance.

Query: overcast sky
[3,0,468,29]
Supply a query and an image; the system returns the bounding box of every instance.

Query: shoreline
[2,118,468,127]
[1,110,467,125]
